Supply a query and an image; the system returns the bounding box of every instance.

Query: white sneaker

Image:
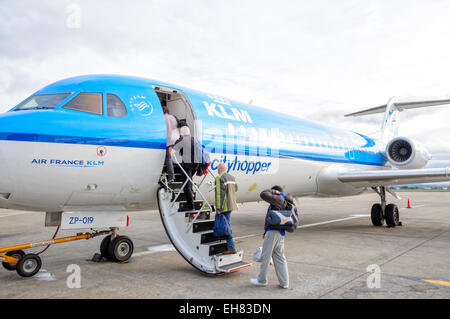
[279,284,289,289]
[250,278,267,287]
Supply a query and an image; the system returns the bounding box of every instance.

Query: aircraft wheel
[2,250,25,271]
[107,236,134,262]
[100,235,113,260]
[370,203,383,226]
[16,254,42,277]
[385,204,400,228]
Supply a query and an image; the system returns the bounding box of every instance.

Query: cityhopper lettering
[210,156,272,175]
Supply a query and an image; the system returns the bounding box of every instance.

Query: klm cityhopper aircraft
[0,74,449,277]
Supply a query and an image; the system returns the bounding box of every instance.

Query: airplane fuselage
[0,75,389,213]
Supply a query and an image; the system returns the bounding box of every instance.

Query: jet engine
[385,137,431,169]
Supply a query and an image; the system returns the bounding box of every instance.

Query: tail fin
[345,97,450,143]
[380,96,400,143]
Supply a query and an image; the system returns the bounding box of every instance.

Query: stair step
[161,173,183,179]
[173,192,197,202]
[179,200,207,212]
[161,169,183,176]
[185,211,210,222]
[192,220,214,233]
[200,231,228,244]
[167,181,183,187]
[163,165,184,173]
[208,242,228,256]
[217,261,252,273]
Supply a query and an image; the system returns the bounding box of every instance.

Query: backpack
[193,138,211,176]
[177,118,188,129]
[266,201,299,232]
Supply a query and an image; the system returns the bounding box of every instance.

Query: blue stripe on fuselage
[0,132,166,149]
[0,131,385,166]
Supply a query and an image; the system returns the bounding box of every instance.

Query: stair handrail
[171,155,214,231]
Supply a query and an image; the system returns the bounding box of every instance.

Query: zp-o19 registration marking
[69,216,94,225]
[61,212,128,230]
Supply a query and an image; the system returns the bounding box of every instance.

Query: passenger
[215,162,238,254]
[169,126,200,210]
[250,185,293,289]
[162,102,180,182]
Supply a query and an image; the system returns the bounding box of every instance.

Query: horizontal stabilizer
[338,167,450,188]
[345,98,450,117]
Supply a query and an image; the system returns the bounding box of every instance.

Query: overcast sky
[0,0,449,168]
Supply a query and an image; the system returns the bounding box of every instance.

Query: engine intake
[386,137,430,169]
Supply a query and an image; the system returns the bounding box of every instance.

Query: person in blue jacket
[250,185,293,289]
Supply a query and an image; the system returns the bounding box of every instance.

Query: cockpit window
[14,93,72,110]
[107,94,127,117]
[63,93,103,115]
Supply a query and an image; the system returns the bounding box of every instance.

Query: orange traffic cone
[407,199,412,208]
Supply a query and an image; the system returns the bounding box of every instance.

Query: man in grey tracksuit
[250,185,292,289]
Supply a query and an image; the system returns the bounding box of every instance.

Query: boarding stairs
[157,157,251,275]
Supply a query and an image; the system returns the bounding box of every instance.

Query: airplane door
[153,86,198,139]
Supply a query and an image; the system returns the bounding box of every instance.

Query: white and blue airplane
[0,74,449,277]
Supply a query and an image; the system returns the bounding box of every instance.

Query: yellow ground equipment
[0,230,110,277]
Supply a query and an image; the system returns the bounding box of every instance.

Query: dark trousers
[180,163,198,209]
[222,211,235,250]
[164,147,174,181]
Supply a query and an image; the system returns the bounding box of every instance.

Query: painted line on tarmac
[132,215,368,258]
[408,204,426,209]
[238,215,368,237]
[422,279,450,288]
[133,244,176,257]
[34,269,57,281]
[0,211,30,218]
[297,215,367,229]
[402,276,450,289]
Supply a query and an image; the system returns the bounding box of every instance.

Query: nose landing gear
[99,229,134,262]
[371,186,402,228]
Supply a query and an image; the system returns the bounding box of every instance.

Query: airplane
[0,74,449,278]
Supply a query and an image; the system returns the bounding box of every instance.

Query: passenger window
[107,94,127,118]
[63,93,103,115]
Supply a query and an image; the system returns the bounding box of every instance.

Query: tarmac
[0,191,449,299]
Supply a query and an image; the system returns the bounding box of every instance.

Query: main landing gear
[371,186,401,228]
[0,227,134,278]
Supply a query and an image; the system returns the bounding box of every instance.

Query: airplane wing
[344,98,450,117]
[337,167,450,188]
